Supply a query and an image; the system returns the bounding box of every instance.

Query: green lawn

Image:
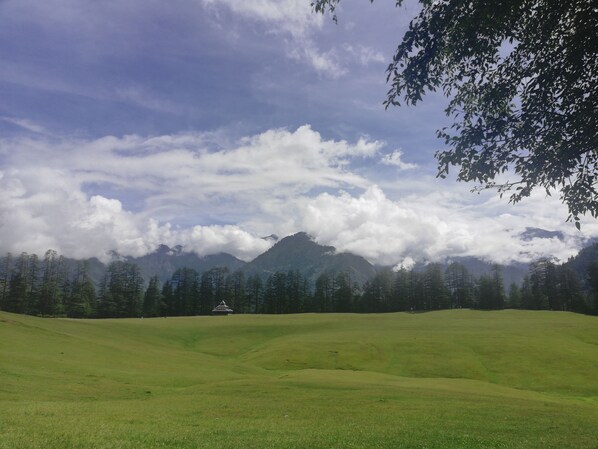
[1,310,597,448]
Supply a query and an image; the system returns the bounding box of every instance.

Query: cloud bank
[288,186,593,266]
[0,125,595,265]
[0,126,381,261]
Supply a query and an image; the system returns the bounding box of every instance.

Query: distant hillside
[70,245,246,286]
[519,227,565,241]
[448,256,529,287]
[408,256,529,288]
[566,242,598,288]
[50,234,598,291]
[128,245,246,284]
[243,232,377,286]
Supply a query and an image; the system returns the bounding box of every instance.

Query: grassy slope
[1,310,597,449]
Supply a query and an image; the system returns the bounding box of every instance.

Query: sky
[0,0,596,266]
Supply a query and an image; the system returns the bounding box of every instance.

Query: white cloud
[201,0,346,78]
[0,126,382,260]
[0,168,147,260]
[381,149,417,170]
[1,125,595,266]
[1,125,381,200]
[0,167,271,262]
[394,257,416,271]
[202,0,322,38]
[281,185,596,266]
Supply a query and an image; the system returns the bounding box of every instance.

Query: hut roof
[212,301,233,314]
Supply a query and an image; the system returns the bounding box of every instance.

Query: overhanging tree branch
[312,0,597,224]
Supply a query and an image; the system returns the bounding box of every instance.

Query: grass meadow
[1,309,597,448]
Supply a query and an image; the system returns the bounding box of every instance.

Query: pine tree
[171,268,199,316]
[98,261,143,318]
[361,270,393,313]
[39,250,62,316]
[98,267,118,318]
[123,263,143,317]
[66,261,97,318]
[245,275,263,314]
[333,272,354,313]
[507,283,521,309]
[528,260,552,310]
[490,265,506,310]
[5,254,29,314]
[0,252,12,311]
[588,262,598,315]
[409,271,425,311]
[263,272,288,314]
[143,275,163,317]
[476,275,493,310]
[199,268,229,315]
[423,263,449,310]
[520,276,534,310]
[226,271,245,313]
[445,263,474,309]
[314,272,334,312]
[389,268,410,312]
[24,253,39,315]
[161,280,173,317]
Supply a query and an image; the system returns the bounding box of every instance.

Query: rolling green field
[1,310,597,449]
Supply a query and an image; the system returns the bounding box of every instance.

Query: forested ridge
[1,244,597,318]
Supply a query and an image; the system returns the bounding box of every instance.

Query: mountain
[410,256,529,288]
[565,242,598,287]
[447,256,529,287]
[71,245,247,286]
[243,232,377,286]
[261,234,279,242]
[127,245,246,284]
[58,232,598,291]
[519,227,565,241]
[59,256,107,288]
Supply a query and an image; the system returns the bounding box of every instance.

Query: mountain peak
[156,244,171,255]
[245,232,375,286]
[520,227,564,241]
[261,234,279,242]
[155,244,184,256]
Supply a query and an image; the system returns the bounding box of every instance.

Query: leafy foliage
[313,0,597,223]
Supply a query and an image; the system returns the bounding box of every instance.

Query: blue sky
[0,0,595,265]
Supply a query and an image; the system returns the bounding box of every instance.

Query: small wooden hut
[212,300,233,315]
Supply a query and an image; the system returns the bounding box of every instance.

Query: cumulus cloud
[1,124,596,266]
[0,168,146,260]
[0,126,381,261]
[282,185,596,266]
[0,167,271,262]
[1,125,381,201]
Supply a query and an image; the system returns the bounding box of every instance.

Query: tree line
[358,260,595,315]
[1,250,597,318]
